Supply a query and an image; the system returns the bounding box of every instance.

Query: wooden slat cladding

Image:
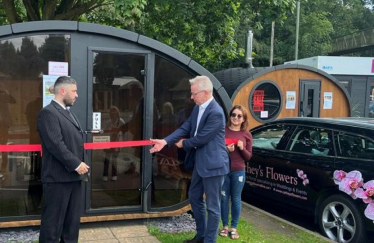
[232,68,350,129]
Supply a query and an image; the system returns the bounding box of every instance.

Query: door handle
[85,129,103,134]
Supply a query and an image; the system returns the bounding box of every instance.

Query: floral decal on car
[334,170,374,221]
[296,169,309,186]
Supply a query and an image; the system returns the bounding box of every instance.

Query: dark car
[243,117,374,243]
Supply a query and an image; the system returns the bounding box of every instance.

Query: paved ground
[78,219,160,243]
[76,202,333,243]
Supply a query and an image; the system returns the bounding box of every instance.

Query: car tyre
[317,194,367,243]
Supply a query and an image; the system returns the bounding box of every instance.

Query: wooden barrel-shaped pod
[215,64,351,129]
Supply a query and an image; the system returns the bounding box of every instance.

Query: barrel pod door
[86,48,153,212]
[299,80,321,117]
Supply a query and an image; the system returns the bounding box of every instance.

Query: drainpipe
[295,1,300,60]
[245,29,254,68]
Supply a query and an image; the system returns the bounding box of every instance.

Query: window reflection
[0,34,70,217]
[152,56,197,207]
[91,52,147,208]
[250,82,281,121]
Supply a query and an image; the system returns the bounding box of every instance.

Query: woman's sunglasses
[230,113,243,118]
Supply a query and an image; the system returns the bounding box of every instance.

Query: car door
[244,123,295,203]
[282,126,336,212]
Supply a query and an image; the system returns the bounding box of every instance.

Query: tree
[134,0,295,72]
[249,0,374,66]
[0,0,146,27]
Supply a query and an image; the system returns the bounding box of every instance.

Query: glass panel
[339,80,350,93]
[250,82,281,121]
[288,127,333,156]
[152,55,196,207]
[0,34,70,217]
[305,89,314,117]
[369,85,374,118]
[337,133,374,159]
[252,125,289,150]
[91,52,146,208]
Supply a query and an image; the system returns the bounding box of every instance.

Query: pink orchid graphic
[303,179,309,186]
[296,169,309,186]
[334,169,374,223]
[355,180,374,204]
[338,170,363,198]
[333,170,347,184]
[297,169,304,178]
[364,203,374,220]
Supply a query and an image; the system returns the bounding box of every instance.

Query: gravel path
[149,213,196,233]
[0,213,194,242]
[0,229,39,243]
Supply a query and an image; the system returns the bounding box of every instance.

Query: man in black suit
[37,76,90,243]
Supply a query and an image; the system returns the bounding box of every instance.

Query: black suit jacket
[37,101,85,183]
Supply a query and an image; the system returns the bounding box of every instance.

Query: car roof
[261,117,374,130]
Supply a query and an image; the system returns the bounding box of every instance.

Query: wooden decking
[0,204,191,228]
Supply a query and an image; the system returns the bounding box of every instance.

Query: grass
[148,218,329,243]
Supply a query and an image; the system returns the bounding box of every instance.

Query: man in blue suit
[150,75,229,243]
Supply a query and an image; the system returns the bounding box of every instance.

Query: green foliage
[84,0,146,30]
[148,217,329,243]
[2,0,374,71]
[252,0,374,65]
[136,0,242,72]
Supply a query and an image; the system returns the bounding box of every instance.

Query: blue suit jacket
[37,101,86,183]
[165,99,229,178]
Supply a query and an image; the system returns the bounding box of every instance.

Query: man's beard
[63,98,74,107]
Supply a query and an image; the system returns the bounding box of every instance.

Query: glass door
[299,80,321,117]
[87,49,151,210]
[368,82,374,118]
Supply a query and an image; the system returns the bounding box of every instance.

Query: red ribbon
[83,140,151,150]
[0,139,239,152]
[0,144,42,152]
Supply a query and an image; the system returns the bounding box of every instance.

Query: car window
[252,125,289,150]
[287,127,333,156]
[336,133,374,159]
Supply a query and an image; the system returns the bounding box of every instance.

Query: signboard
[323,92,333,109]
[43,75,59,107]
[253,90,264,112]
[48,61,69,76]
[286,91,296,109]
[93,112,101,130]
[93,136,110,143]
[285,56,374,76]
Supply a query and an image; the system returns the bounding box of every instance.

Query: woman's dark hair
[227,105,249,131]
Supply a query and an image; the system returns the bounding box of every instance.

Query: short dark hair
[54,76,77,94]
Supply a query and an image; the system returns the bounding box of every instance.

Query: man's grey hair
[54,76,77,94]
[189,76,213,93]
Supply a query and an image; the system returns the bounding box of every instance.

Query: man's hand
[175,138,186,148]
[150,139,167,153]
[77,162,90,175]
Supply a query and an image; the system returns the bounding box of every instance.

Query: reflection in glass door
[89,51,146,209]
